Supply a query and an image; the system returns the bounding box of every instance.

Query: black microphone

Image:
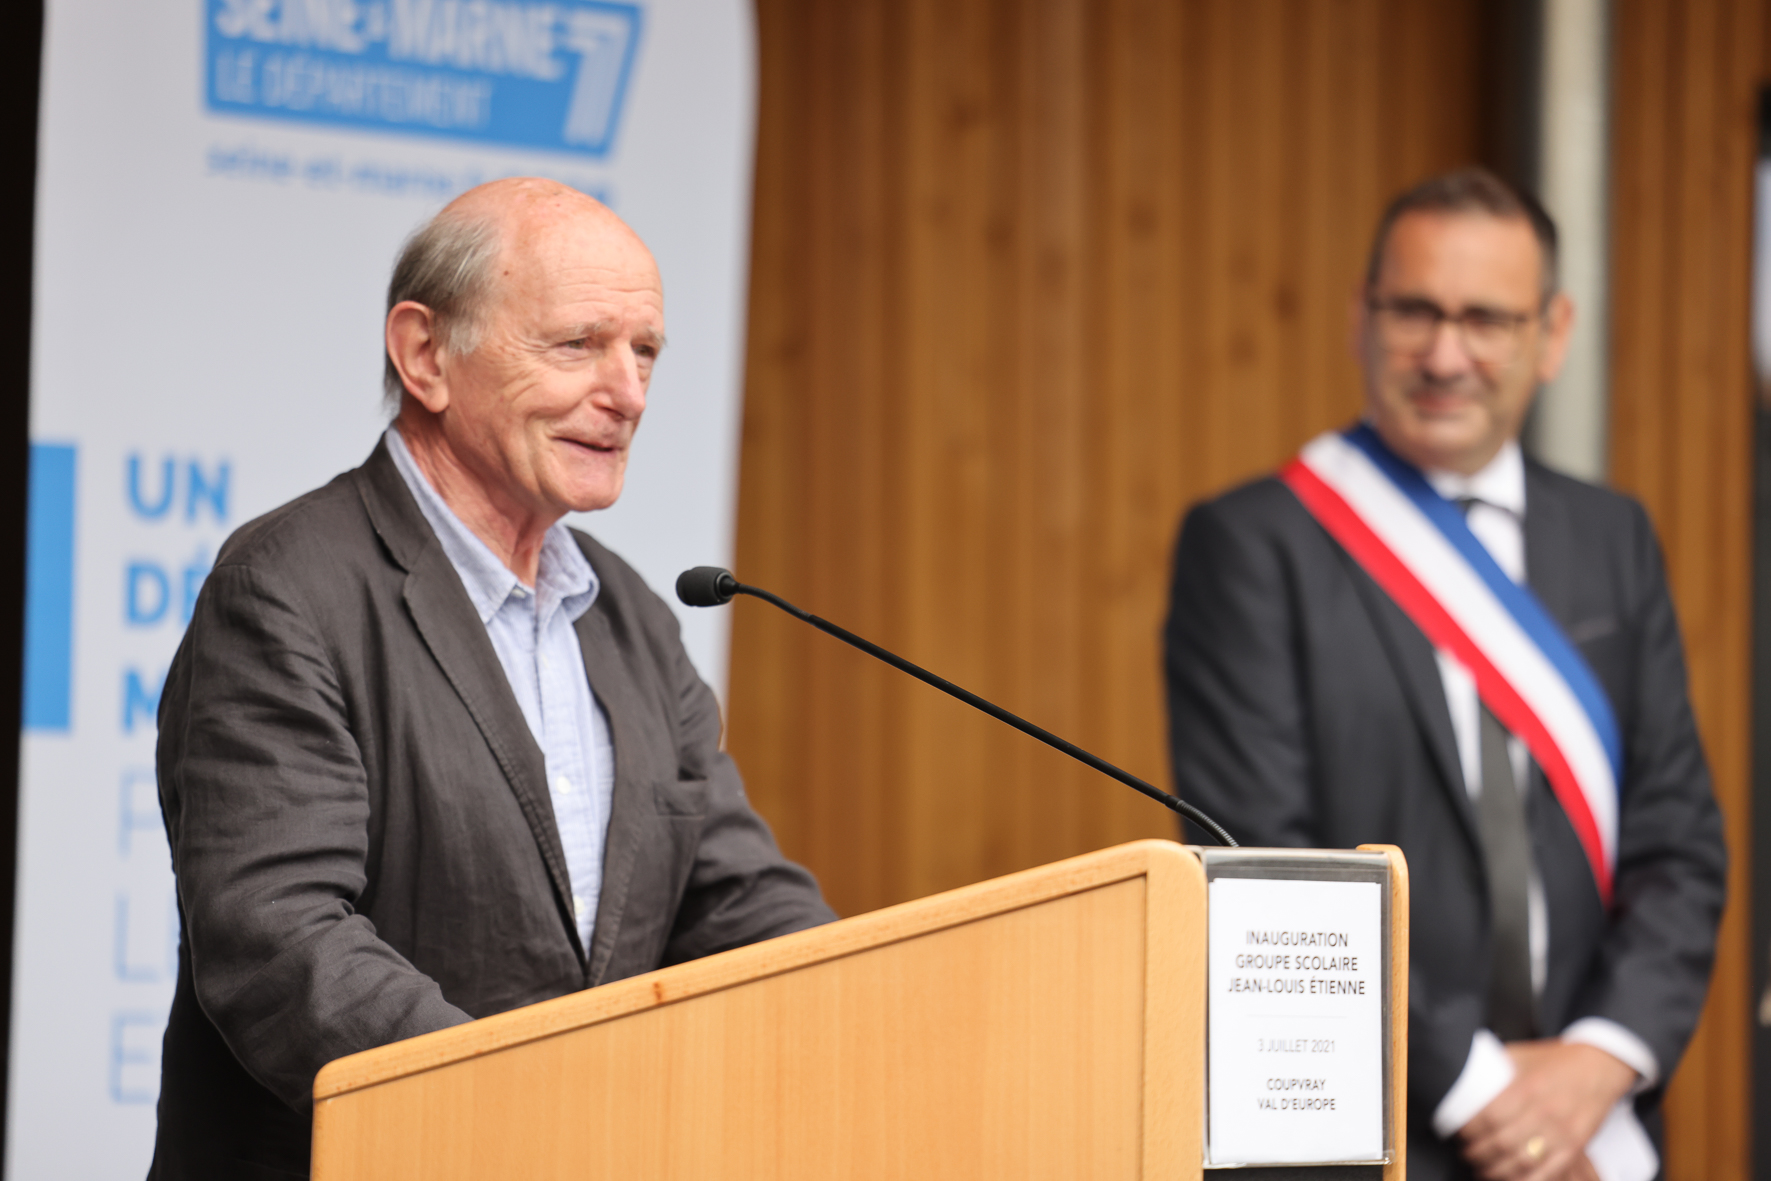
[676,565,740,607]
[675,566,1238,847]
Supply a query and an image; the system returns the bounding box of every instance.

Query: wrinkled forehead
[489,206,663,311]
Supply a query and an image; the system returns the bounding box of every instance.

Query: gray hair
[382,211,504,410]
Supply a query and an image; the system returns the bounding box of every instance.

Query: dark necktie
[1459,496,1537,1041]
[1478,705,1537,1040]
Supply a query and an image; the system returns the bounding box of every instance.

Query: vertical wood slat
[735,0,1760,1173]
[732,0,1480,930]
[1610,1,1764,1176]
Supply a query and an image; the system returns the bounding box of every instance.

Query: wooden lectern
[311,839,1407,1180]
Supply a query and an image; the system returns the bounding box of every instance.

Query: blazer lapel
[574,599,650,987]
[353,441,582,959]
[1335,545,1484,851]
[1522,464,1574,625]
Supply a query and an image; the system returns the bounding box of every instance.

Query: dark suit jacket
[1164,456,1726,1181]
[148,440,835,1179]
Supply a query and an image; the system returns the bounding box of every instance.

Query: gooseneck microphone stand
[676,566,1238,848]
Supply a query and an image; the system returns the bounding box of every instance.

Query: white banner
[13,0,757,1173]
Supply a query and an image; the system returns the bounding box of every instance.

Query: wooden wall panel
[1610,1,1766,1176]
[734,0,1763,1172]
[730,0,1481,917]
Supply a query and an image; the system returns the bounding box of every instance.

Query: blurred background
[724,2,1757,1178]
[2,0,1765,1176]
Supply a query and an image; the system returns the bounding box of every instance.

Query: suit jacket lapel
[353,441,582,959]
[1522,464,1574,624]
[1334,544,1484,851]
[574,598,648,987]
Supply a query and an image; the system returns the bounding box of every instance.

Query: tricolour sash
[1280,425,1622,904]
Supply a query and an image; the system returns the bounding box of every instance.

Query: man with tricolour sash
[1165,168,1726,1181]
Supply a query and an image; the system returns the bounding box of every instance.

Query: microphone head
[676,566,739,607]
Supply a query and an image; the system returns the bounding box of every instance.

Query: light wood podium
[310,839,1406,1180]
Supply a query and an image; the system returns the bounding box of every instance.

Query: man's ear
[1534,291,1576,385]
[386,301,450,413]
[1348,285,1371,364]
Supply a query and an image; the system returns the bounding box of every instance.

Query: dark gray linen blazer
[148,440,834,1179]
[1165,456,1726,1181]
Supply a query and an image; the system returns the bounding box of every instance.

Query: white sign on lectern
[1202,851,1391,1169]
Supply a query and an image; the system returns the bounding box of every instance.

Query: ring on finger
[1524,1135,1547,1163]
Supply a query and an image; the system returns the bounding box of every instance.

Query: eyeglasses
[1366,296,1541,366]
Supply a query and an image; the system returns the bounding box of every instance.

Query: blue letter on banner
[121,668,164,735]
[24,444,76,731]
[109,1012,162,1105]
[204,0,644,158]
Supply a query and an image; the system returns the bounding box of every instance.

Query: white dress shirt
[387,427,615,952]
[1419,442,1656,1181]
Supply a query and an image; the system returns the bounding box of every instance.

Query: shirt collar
[384,426,599,624]
[1422,439,1525,517]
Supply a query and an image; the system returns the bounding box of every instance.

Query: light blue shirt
[386,427,614,952]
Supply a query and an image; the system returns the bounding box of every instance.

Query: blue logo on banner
[205,0,643,157]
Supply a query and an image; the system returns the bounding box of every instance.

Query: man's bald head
[381,178,656,407]
[444,176,641,246]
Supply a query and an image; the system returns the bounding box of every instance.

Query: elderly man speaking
[147,179,834,1179]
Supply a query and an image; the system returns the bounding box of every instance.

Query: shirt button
[555,774,573,796]
[573,894,588,918]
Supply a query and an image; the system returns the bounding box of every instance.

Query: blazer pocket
[653,776,709,818]
[1565,615,1618,645]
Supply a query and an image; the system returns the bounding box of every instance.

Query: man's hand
[1459,1041,1635,1181]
